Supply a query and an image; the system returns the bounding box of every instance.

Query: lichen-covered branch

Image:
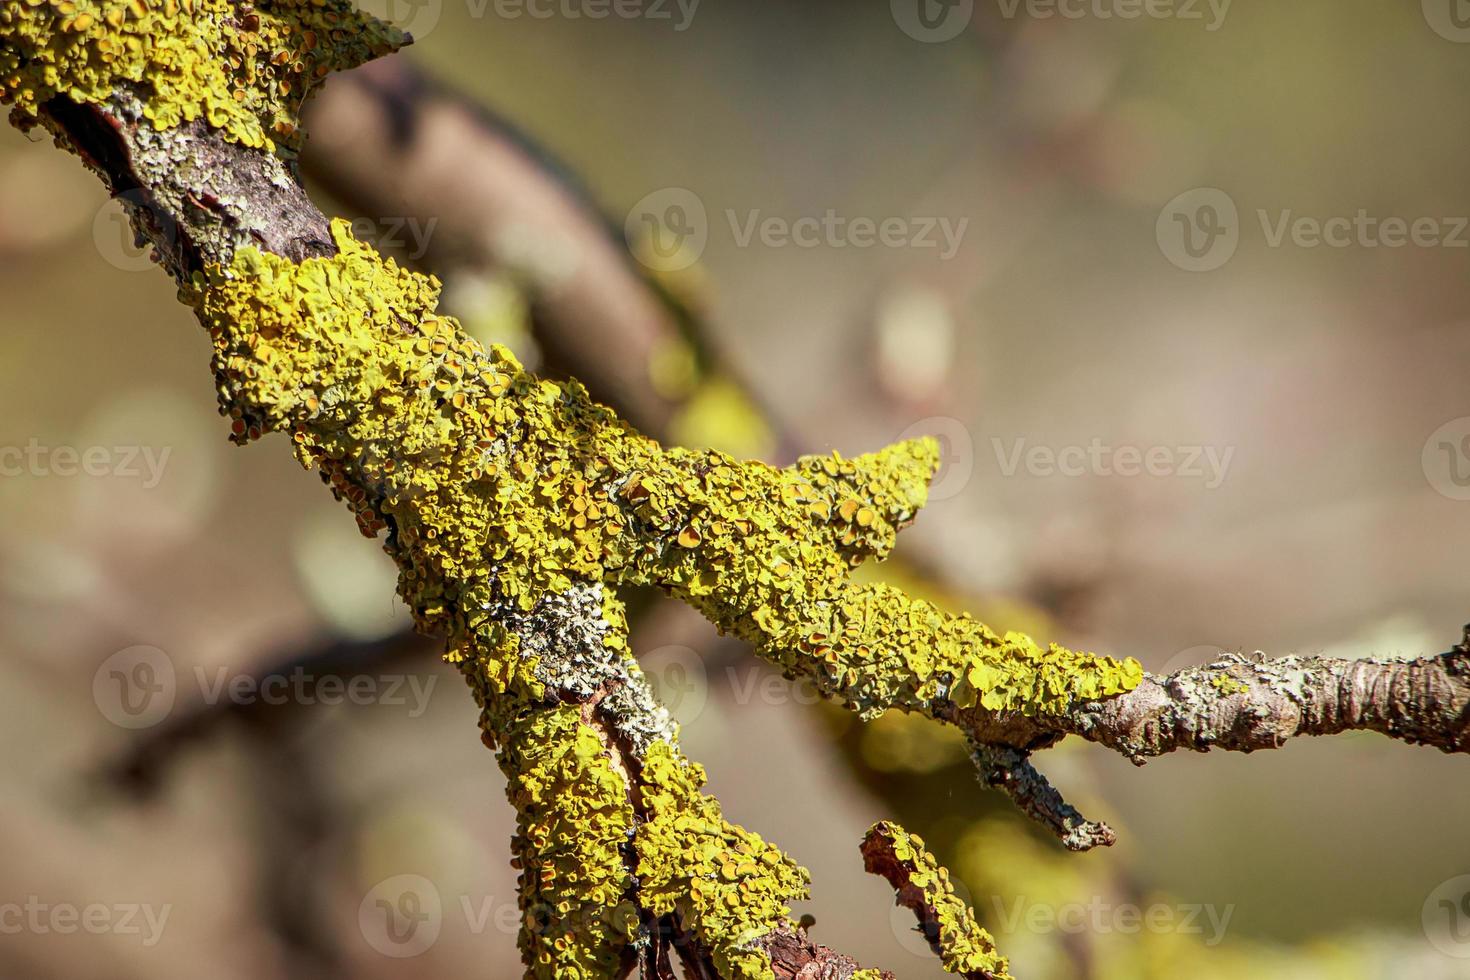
[4,0,1468,975]
[0,5,860,977]
[969,745,1115,853]
[861,822,1010,980]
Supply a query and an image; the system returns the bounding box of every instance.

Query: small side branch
[861,822,1011,980]
[970,745,1115,853]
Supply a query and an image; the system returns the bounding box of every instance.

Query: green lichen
[0,0,404,150]
[183,221,1141,975]
[865,821,1011,980]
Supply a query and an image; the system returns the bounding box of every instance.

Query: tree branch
[1062,646,1470,760]
[6,2,1467,975]
[2,4,892,975]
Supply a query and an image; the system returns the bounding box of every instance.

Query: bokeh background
[2,1,1469,977]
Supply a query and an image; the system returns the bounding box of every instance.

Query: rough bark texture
[1061,647,1470,760]
[753,928,890,980]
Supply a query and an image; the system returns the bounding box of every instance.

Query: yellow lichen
[865,821,1011,980]
[184,220,1142,976]
[1,0,1145,967]
[492,702,638,979]
[189,221,1142,726]
[0,0,404,150]
[1210,673,1250,696]
[635,742,810,980]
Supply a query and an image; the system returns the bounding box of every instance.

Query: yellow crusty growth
[635,742,810,980]
[191,219,1142,719]
[0,0,404,150]
[866,821,1012,980]
[491,701,640,978]
[185,220,1142,975]
[189,221,1140,725]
